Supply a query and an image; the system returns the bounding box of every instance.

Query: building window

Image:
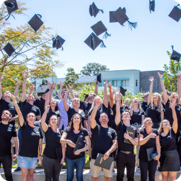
[136,80,138,87]
[121,80,129,87]
[107,80,112,85]
[113,80,120,87]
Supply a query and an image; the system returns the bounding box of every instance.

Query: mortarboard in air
[91,21,111,39]
[28,14,44,32]
[120,86,127,96]
[170,45,181,61]
[52,35,65,50]
[89,2,104,17]
[84,33,106,51]
[149,0,155,13]
[110,7,137,30]
[34,84,50,96]
[97,73,101,83]
[3,43,15,56]
[169,5,181,22]
[4,0,18,17]
[109,7,126,23]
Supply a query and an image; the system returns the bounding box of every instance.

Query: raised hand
[178,74,181,79]
[68,84,73,91]
[95,81,99,85]
[30,84,36,92]
[108,83,111,89]
[11,93,16,102]
[60,80,64,89]
[115,92,121,101]
[52,81,56,89]
[157,72,162,79]
[45,105,50,112]
[149,76,154,82]
[104,79,108,86]
[16,81,21,87]
[22,71,28,80]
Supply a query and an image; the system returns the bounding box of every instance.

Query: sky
[1,0,181,78]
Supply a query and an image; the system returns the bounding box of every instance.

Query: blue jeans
[65,156,85,181]
[17,128,22,167]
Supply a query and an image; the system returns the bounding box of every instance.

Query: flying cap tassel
[103,31,111,39]
[100,41,106,48]
[171,45,174,51]
[127,21,137,30]
[99,9,104,13]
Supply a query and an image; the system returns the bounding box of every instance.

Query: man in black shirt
[90,100,117,181]
[115,92,138,181]
[0,75,18,125]
[0,109,19,181]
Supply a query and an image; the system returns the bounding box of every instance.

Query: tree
[63,68,82,90]
[163,51,181,92]
[80,63,109,76]
[0,2,63,91]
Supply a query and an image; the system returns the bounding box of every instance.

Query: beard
[1,118,9,122]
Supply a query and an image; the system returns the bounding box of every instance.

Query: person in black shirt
[158,103,180,181]
[141,92,149,113]
[115,93,138,181]
[146,76,164,128]
[11,94,43,181]
[61,113,91,181]
[0,108,19,181]
[139,117,161,181]
[41,105,65,181]
[124,98,131,109]
[0,75,18,125]
[90,98,117,181]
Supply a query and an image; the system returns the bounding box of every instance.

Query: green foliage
[163,51,181,92]
[80,63,109,76]
[64,68,82,90]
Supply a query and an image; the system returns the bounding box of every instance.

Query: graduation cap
[89,2,104,17]
[120,86,127,96]
[91,21,111,39]
[97,73,101,83]
[34,85,50,96]
[84,94,89,100]
[52,35,65,50]
[170,46,181,61]
[28,14,44,32]
[4,0,18,17]
[84,33,106,51]
[3,43,15,56]
[110,7,137,30]
[169,5,181,22]
[149,0,155,13]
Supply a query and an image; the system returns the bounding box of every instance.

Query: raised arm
[103,79,108,108]
[22,71,28,102]
[13,81,21,97]
[115,92,121,126]
[11,94,24,127]
[158,72,169,103]
[58,80,64,100]
[177,74,181,100]
[41,105,50,132]
[62,90,70,112]
[108,83,113,108]
[0,75,2,100]
[90,102,100,129]
[147,76,154,105]
[29,83,36,95]
[171,103,178,134]
[68,85,74,99]
[49,81,56,103]
[94,81,98,95]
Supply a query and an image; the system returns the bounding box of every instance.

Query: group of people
[0,71,181,181]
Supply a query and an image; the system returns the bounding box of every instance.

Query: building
[35,69,164,94]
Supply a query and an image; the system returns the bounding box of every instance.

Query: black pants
[42,154,62,181]
[140,159,157,181]
[116,152,135,181]
[0,155,13,181]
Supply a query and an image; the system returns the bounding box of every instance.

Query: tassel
[61,47,64,51]
[100,41,106,48]
[37,14,42,19]
[103,31,111,39]
[171,45,174,51]
[5,15,11,21]
[127,21,137,30]
[99,9,104,13]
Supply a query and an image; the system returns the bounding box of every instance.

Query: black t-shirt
[64,127,88,160]
[45,109,60,124]
[164,101,181,127]
[20,101,41,122]
[0,122,17,156]
[123,105,130,110]
[91,124,117,159]
[67,107,85,125]
[160,129,177,153]
[89,104,108,125]
[141,101,148,113]
[116,122,137,152]
[146,104,161,124]
[34,97,45,116]
[131,110,144,126]
[44,127,62,159]
[107,102,115,129]
[139,128,159,161]
[19,122,43,157]
[0,98,17,125]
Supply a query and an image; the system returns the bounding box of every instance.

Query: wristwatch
[39,154,42,157]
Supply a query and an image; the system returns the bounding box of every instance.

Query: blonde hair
[150,93,163,112]
[158,119,171,133]
[88,96,102,115]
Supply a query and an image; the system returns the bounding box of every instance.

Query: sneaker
[14,167,21,172]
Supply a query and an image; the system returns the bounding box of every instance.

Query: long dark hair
[69,113,83,132]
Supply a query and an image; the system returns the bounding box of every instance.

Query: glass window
[121,80,129,87]
[113,80,120,87]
